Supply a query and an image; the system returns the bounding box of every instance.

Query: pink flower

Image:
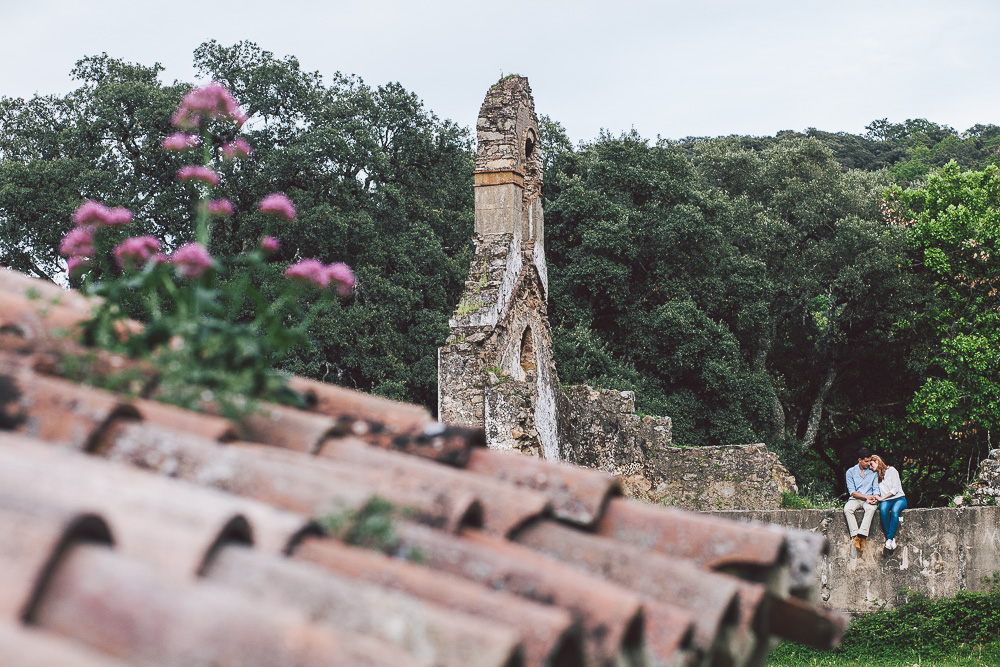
[106,207,133,226]
[171,81,248,129]
[170,242,213,278]
[326,262,356,296]
[258,192,296,220]
[114,236,161,269]
[177,165,220,186]
[66,256,90,278]
[72,200,111,226]
[285,259,329,288]
[59,225,96,258]
[71,200,132,227]
[151,253,169,264]
[206,199,233,217]
[221,138,252,160]
[162,133,201,152]
[261,236,280,254]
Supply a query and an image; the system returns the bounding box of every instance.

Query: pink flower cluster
[170,242,213,278]
[61,200,135,276]
[285,259,356,295]
[72,200,133,227]
[114,236,161,269]
[221,138,252,160]
[261,236,280,254]
[206,199,234,217]
[162,133,201,152]
[60,226,96,259]
[258,193,296,220]
[171,82,248,130]
[177,165,220,186]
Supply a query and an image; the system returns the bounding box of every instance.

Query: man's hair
[857,447,872,460]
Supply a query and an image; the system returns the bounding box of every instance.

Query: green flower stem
[195,128,212,247]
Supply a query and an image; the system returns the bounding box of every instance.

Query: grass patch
[769,579,1000,666]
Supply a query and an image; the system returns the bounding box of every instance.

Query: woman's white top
[879,467,905,500]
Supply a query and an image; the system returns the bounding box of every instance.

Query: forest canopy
[3,42,999,505]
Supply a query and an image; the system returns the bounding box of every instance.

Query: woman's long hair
[870,455,888,482]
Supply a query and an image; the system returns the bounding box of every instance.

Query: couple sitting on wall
[845,447,907,552]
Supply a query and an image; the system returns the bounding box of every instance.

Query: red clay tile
[33,542,427,666]
[465,447,621,526]
[289,375,431,428]
[0,290,89,341]
[292,536,583,667]
[596,498,789,572]
[1,365,139,450]
[393,522,645,666]
[0,270,93,314]
[513,518,746,659]
[237,403,337,453]
[639,599,697,667]
[0,493,111,624]
[766,594,847,650]
[0,620,134,667]
[319,437,550,536]
[0,432,310,575]
[98,421,480,534]
[130,397,238,441]
[205,543,523,667]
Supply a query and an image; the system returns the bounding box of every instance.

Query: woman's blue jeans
[879,496,907,540]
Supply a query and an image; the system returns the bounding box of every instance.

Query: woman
[872,455,907,550]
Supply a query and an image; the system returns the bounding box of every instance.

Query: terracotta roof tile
[319,437,550,536]
[513,517,756,664]
[0,621,134,667]
[0,269,848,667]
[465,447,621,526]
[596,497,789,574]
[0,433,311,575]
[395,522,646,665]
[0,493,111,623]
[33,543,426,666]
[98,421,482,533]
[205,543,523,667]
[292,536,583,667]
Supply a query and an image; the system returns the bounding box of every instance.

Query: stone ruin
[965,448,1000,505]
[438,76,795,509]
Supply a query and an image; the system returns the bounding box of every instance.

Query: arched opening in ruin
[524,131,535,161]
[519,326,536,379]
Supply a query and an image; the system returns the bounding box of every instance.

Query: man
[844,447,879,552]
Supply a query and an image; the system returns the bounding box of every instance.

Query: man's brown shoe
[858,536,867,552]
[852,536,861,550]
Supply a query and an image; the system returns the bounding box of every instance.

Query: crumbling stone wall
[558,384,671,474]
[720,507,1000,611]
[965,448,1000,505]
[637,444,797,510]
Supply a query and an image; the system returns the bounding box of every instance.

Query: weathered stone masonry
[438,76,560,459]
[439,77,796,508]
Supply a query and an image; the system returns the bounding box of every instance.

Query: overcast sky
[3,0,999,143]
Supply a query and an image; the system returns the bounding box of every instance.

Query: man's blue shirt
[846,464,879,496]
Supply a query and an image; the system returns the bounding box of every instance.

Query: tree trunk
[800,363,837,453]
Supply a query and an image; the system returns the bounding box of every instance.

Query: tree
[888,162,1000,497]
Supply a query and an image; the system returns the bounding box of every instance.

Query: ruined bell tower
[438,75,561,458]
[438,76,673,476]
[473,75,547,295]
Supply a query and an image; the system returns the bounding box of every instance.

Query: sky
[2,0,999,143]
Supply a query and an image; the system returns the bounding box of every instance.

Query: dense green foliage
[770,579,1000,666]
[0,42,473,408]
[3,43,1000,503]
